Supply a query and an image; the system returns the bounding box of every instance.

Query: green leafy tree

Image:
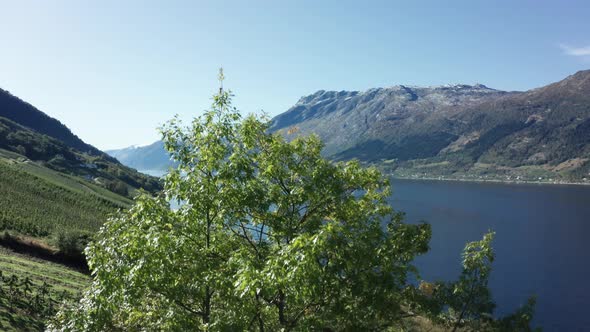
[444,232,497,331]
[49,72,536,331]
[224,122,431,331]
[48,73,432,331]
[425,232,538,332]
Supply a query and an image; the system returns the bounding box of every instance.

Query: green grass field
[0,246,90,331]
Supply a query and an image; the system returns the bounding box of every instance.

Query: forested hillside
[0,150,130,238]
[0,88,102,156]
[0,108,161,197]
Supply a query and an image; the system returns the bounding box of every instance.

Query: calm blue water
[391,179,590,331]
[143,169,590,330]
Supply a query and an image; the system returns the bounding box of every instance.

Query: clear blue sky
[1,0,589,150]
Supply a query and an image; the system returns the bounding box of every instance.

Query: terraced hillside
[0,89,144,330]
[0,246,90,331]
[0,116,161,198]
[0,148,130,239]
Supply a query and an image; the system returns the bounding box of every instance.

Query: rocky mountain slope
[271,70,590,182]
[109,70,590,183]
[271,83,510,160]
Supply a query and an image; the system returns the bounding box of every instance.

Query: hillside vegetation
[0,151,130,238]
[0,89,140,330]
[0,116,162,197]
[0,88,102,156]
[0,246,89,331]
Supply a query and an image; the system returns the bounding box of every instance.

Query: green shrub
[56,230,93,257]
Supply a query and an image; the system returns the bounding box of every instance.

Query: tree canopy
[49,75,536,331]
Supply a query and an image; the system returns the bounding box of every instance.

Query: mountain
[0,88,166,321]
[271,83,510,159]
[0,88,104,156]
[271,70,590,182]
[0,88,162,197]
[108,70,590,183]
[106,140,174,172]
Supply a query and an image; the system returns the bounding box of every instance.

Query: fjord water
[391,179,590,331]
[143,169,588,330]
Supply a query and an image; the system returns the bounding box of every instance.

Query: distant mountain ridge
[275,70,590,182]
[108,70,590,183]
[106,140,174,172]
[108,83,508,171]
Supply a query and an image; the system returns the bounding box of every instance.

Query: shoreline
[390,175,590,186]
[141,168,590,187]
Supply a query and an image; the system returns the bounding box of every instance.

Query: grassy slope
[0,149,119,330]
[0,247,90,331]
[0,148,131,238]
[0,116,162,198]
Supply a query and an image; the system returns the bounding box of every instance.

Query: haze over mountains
[109,70,590,183]
[106,140,172,172]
